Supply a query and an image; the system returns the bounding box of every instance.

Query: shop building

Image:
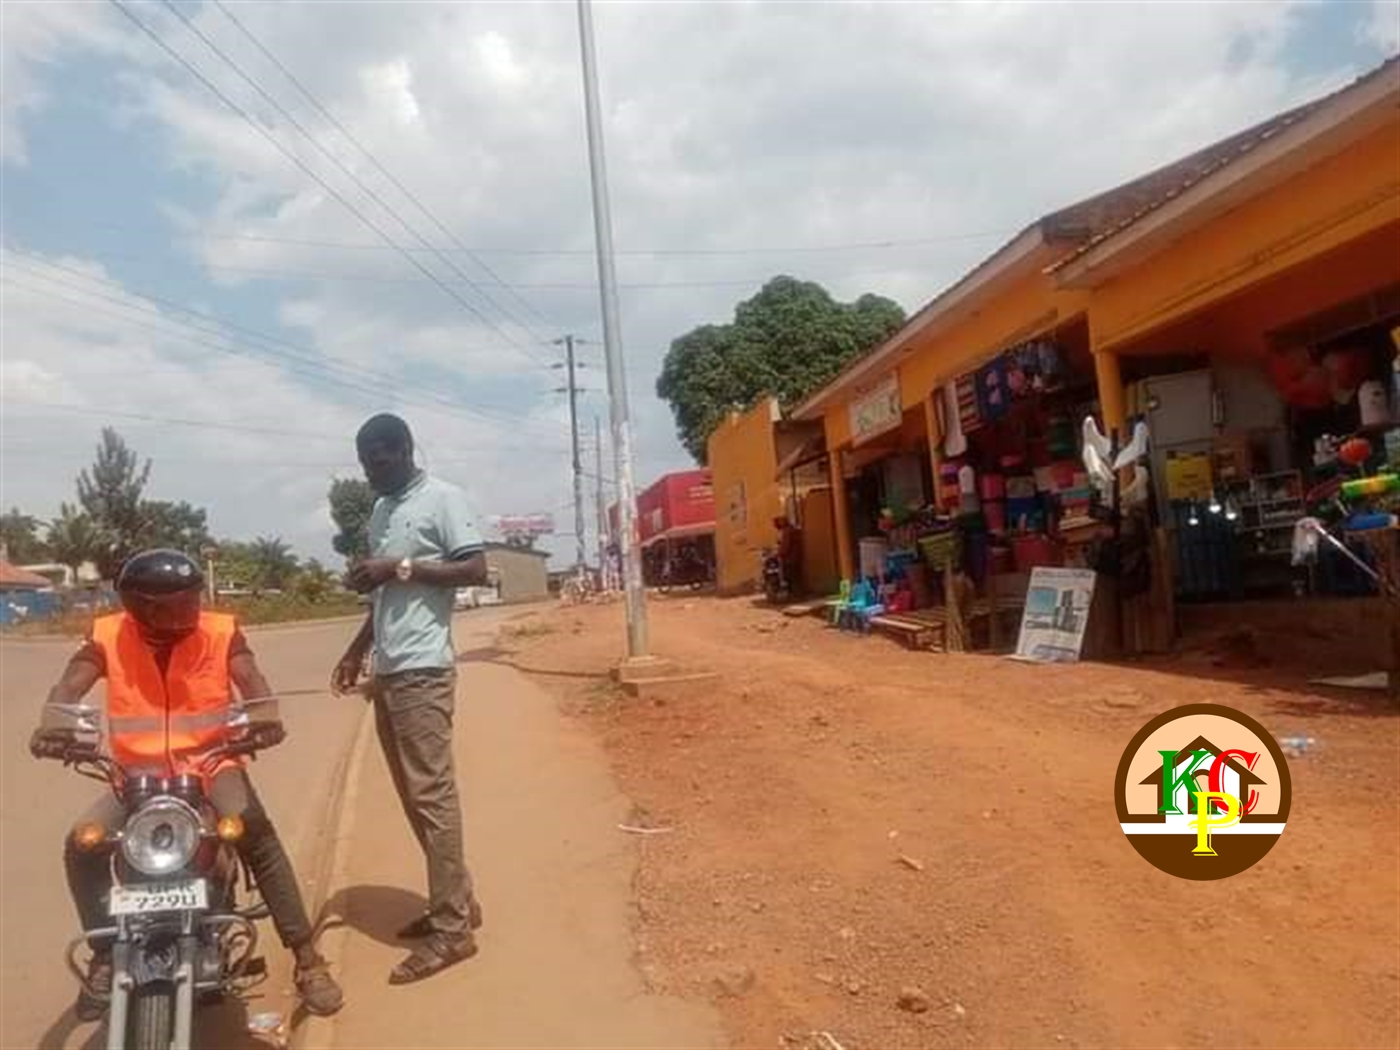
[776,57,1399,661]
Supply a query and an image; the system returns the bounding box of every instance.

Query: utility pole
[553,334,587,576]
[594,414,608,591]
[577,0,648,659]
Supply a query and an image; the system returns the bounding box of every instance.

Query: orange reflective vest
[91,611,238,778]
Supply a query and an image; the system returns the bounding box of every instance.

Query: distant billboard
[492,513,555,538]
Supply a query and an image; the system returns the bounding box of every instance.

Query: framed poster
[1014,567,1098,663]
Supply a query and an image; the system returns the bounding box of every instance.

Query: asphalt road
[0,617,368,1050]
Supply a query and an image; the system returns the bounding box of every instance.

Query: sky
[1,0,1397,566]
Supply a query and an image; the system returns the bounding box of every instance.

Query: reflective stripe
[169,709,231,733]
[108,715,165,733]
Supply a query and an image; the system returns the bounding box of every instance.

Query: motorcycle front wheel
[127,982,175,1050]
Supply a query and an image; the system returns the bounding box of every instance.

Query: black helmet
[117,549,204,641]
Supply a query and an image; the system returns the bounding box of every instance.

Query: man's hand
[331,653,365,697]
[29,727,76,760]
[247,722,287,751]
[346,558,398,594]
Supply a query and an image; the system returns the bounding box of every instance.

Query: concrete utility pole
[577,0,648,659]
[594,414,609,590]
[553,334,588,576]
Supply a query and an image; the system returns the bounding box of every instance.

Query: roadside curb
[292,696,375,1050]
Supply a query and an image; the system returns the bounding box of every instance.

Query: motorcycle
[35,700,281,1050]
[761,548,789,604]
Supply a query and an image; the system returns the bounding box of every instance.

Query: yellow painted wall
[707,399,783,593]
[821,266,1089,453]
[1091,123,1400,351]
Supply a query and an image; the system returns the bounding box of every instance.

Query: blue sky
[2,0,1396,564]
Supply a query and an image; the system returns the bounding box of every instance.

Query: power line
[158,0,557,368]
[59,221,1013,257]
[71,247,923,292]
[106,0,554,375]
[2,273,571,446]
[4,248,572,440]
[211,0,559,336]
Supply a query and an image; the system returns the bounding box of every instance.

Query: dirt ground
[504,594,1399,1050]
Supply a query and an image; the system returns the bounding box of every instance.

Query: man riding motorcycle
[29,549,344,1021]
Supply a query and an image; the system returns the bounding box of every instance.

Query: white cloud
[1361,0,1400,52]
[1,0,1387,560]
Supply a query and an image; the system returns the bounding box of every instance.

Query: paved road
[0,617,369,1050]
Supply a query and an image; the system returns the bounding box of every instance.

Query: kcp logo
[1114,704,1292,880]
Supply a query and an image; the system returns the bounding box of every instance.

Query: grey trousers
[372,667,473,939]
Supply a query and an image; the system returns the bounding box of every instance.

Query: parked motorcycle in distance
[761,548,790,604]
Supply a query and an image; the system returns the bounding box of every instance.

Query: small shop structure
[481,543,550,604]
[0,558,60,625]
[613,469,718,587]
[708,397,839,596]
[714,56,1399,670]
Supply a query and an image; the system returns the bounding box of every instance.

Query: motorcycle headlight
[122,798,202,877]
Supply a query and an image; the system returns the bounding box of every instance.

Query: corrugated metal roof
[0,560,55,589]
[1043,55,1400,272]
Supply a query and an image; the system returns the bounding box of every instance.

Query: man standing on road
[331,413,488,985]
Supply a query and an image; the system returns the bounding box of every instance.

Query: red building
[610,469,717,586]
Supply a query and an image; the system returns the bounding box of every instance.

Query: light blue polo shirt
[368,471,484,675]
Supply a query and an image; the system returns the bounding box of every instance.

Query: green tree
[656,276,905,462]
[291,557,336,602]
[0,507,49,563]
[46,503,101,581]
[329,478,375,563]
[211,541,260,592]
[142,500,212,556]
[76,428,151,578]
[249,536,299,591]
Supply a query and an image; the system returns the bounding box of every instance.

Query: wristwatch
[395,557,414,582]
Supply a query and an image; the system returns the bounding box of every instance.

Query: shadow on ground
[320,884,427,950]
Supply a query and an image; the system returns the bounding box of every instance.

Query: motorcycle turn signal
[216,815,245,843]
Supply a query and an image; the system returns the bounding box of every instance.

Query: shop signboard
[1014,567,1098,663]
[849,374,902,447]
[1164,450,1214,502]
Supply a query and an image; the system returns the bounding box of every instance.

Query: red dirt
[505,595,1400,1050]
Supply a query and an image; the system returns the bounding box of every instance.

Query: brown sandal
[388,935,477,985]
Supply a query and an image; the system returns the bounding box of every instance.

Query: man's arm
[44,654,103,710]
[405,552,487,588]
[332,612,375,695]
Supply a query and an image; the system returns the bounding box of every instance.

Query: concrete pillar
[828,447,856,582]
[923,390,944,507]
[1092,345,1128,442]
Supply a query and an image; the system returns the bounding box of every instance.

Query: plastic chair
[830,578,852,626]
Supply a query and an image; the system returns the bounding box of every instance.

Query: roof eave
[1051,63,1400,289]
[791,224,1048,421]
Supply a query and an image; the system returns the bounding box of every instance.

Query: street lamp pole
[576,0,648,658]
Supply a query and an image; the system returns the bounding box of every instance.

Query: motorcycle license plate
[109,879,208,916]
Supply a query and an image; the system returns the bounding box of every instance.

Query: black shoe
[75,952,112,1022]
[396,898,483,939]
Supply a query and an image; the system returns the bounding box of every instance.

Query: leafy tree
[250,536,298,591]
[656,276,905,462]
[46,504,102,581]
[0,507,49,563]
[76,428,151,578]
[142,500,212,556]
[211,541,260,592]
[329,478,375,563]
[291,558,336,602]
